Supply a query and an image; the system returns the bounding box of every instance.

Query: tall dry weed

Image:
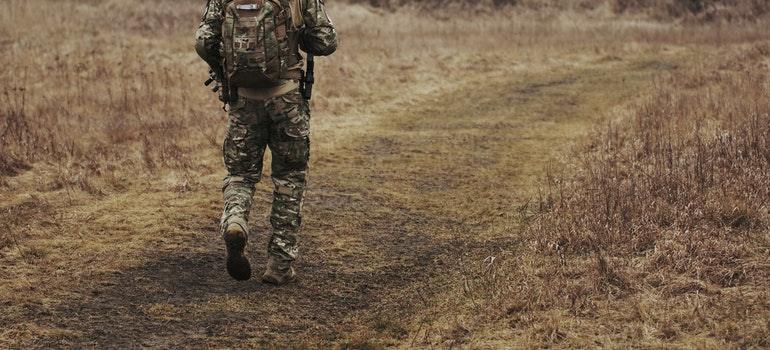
[614,0,770,21]
[355,0,770,22]
[532,45,769,283]
[512,46,769,345]
[425,44,770,349]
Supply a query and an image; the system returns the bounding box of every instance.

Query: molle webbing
[221,0,295,89]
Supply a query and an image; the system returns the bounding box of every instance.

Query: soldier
[195,0,337,284]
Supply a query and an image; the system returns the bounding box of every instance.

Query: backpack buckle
[236,4,259,10]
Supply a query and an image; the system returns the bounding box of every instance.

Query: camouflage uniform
[195,0,337,262]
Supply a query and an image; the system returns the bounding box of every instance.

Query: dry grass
[521,50,770,347]
[1,0,769,348]
[358,0,770,23]
[409,45,770,349]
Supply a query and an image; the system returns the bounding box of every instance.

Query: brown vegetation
[360,0,770,22]
[432,48,770,348]
[1,0,768,348]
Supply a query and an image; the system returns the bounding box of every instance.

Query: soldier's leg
[262,90,309,284]
[221,97,270,280]
[222,98,270,230]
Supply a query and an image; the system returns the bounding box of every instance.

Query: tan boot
[261,256,296,285]
[223,222,251,281]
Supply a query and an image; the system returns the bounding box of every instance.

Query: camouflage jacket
[195,0,337,79]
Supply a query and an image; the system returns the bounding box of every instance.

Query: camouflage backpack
[221,0,302,88]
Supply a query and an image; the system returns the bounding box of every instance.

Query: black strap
[201,0,212,20]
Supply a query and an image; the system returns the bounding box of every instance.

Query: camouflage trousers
[221,88,309,261]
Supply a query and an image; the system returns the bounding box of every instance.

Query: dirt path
[6,53,684,348]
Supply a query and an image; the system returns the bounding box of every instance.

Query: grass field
[1,0,768,348]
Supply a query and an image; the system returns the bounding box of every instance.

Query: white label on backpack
[236,4,259,10]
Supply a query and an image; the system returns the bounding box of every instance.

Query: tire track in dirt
[34,55,681,348]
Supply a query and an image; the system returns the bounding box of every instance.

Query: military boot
[223,221,251,281]
[261,256,296,285]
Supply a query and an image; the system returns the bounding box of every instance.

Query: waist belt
[237,80,299,101]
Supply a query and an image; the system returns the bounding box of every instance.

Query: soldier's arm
[195,0,225,77]
[299,0,338,56]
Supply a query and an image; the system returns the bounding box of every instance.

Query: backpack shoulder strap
[289,0,303,29]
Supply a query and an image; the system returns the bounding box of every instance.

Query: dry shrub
[0,88,34,176]
[613,0,770,21]
[531,48,769,285]
[514,46,769,345]
[357,0,605,10]
[0,0,211,180]
[613,0,711,15]
[352,0,770,21]
[430,46,770,348]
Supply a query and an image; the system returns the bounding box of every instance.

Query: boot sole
[224,230,251,281]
